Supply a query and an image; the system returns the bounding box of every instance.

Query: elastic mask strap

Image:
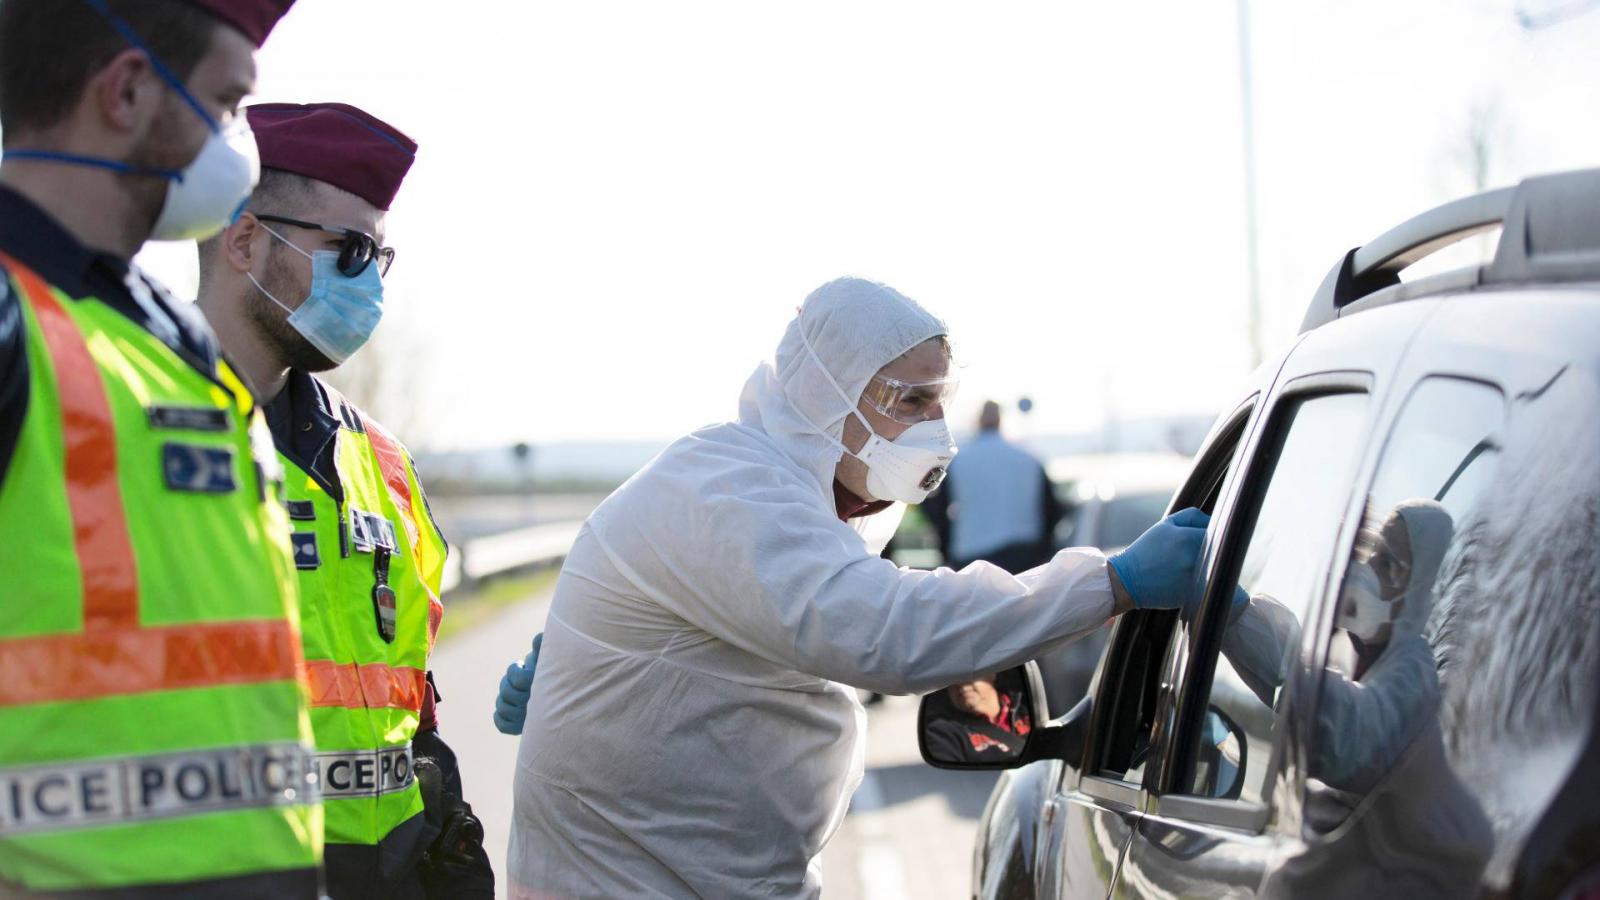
[247,224,313,315]
[1,149,182,181]
[793,319,881,457]
[258,223,314,261]
[80,0,222,133]
[247,271,296,317]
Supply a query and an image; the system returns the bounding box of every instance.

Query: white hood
[738,276,948,502]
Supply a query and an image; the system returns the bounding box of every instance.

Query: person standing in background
[923,399,1062,571]
[194,102,494,899]
[0,1,323,896]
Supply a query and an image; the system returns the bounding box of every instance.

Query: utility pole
[1237,0,1264,369]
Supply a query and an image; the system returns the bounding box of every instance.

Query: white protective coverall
[508,277,1118,899]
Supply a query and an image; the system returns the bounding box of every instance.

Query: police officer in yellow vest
[0,1,323,897]
[194,103,493,899]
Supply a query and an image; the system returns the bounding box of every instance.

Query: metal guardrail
[438,520,583,595]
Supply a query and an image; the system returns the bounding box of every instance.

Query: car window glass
[1100,493,1170,551]
[1089,413,1250,784]
[1179,391,1369,805]
[1299,374,1599,893]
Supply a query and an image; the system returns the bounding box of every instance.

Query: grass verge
[436,567,560,645]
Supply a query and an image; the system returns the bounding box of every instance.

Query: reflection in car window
[1181,391,1370,806]
[1284,374,1600,894]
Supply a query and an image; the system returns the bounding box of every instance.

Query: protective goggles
[253,214,396,277]
[1367,543,1412,595]
[860,374,960,424]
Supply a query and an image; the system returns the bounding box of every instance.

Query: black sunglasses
[253,213,396,278]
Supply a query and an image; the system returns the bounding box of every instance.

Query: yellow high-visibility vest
[280,380,445,873]
[0,256,322,895]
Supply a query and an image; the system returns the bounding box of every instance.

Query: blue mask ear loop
[79,0,223,134]
[0,150,182,180]
[4,1,224,182]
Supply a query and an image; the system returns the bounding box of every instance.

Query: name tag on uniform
[285,500,316,521]
[291,532,320,570]
[146,405,230,432]
[162,443,236,494]
[348,509,398,554]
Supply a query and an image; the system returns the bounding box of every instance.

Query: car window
[1176,391,1369,806]
[1099,493,1170,551]
[1299,373,1600,893]
[1090,409,1251,784]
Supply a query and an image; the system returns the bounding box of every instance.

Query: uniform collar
[265,369,345,501]
[0,184,219,369]
[0,184,119,297]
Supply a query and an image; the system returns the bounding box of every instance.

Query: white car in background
[1047,452,1194,553]
[1038,452,1193,714]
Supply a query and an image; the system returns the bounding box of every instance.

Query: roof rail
[1300,167,1600,333]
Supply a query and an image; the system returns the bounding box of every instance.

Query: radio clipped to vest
[373,548,397,643]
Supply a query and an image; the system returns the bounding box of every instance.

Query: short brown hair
[0,0,219,138]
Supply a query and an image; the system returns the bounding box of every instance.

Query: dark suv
[919,169,1600,900]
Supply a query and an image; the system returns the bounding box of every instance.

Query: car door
[1268,290,1600,899]
[1111,300,1439,899]
[1032,389,1264,900]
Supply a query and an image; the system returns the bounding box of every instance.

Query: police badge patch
[291,532,320,570]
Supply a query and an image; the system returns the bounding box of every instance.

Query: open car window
[1088,405,1253,785]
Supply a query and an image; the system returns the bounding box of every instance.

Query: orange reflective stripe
[0,621,300,707]
[0,257,305,712]
[2,253,138,629]
[363,420,444,648]
[426,596,443,651]
[303,659,426,711]
[363,421,417,545]
[363,423,411,510]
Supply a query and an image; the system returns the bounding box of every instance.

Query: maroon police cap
[246,103,417,210]
[181,0,295,47]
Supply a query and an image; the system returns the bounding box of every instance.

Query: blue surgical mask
[250,224,384,365]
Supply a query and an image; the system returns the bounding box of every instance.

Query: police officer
[194,102,494,899]
[0,1,322,897]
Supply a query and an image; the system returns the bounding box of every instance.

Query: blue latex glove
[1186,583,1251,623]
[493,632,541,735]
[1108,507,1210,610]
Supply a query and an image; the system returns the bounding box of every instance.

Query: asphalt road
[430,582,995,899]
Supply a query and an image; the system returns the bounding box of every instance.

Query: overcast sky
[137,0,1600,449]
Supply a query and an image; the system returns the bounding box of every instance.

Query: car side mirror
[918,661,1090,771]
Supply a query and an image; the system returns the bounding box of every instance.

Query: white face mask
[796,326,958,505]
[1336,560,1398,644]
[0,2,260,243]
[855,416,957,504]
[149,116,261,242]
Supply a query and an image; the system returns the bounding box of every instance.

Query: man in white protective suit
[497,276,1210,899]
